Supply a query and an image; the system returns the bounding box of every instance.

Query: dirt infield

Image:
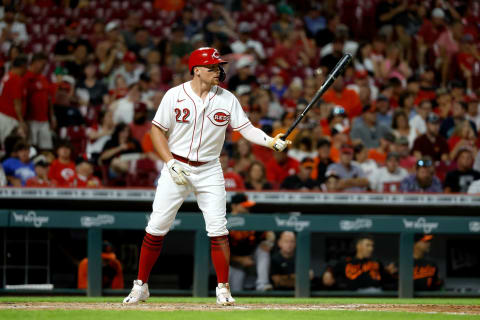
[1,302,480,315]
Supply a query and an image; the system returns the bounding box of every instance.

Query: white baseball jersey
[152,81,250,162]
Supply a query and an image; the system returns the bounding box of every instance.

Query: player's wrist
[166,159,175,168]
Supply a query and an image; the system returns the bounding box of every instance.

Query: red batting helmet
[188,47,227,74]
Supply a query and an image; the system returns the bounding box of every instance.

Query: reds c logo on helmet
[189,47,227,73]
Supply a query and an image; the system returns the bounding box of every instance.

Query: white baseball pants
[146,159,228,237]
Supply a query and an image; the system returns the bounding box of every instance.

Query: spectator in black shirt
[281,157,319,190]
[444,147,480,193]
[315,14,339,48]
[313,138,333,184]
[54,20,92,62]
[228,57,258,94]
[376,0,407,31]
[320,35,345,73]
[77,61,108,107]
[270,231,296,290]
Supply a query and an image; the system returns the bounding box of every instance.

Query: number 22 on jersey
[174,108,190,123]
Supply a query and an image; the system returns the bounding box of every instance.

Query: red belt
[172,153,208,167]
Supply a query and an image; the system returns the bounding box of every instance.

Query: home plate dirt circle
[1,302,480,315]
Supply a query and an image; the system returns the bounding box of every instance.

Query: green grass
[1,310,480,320]
[1,297,480,320]
[0,296,479,305]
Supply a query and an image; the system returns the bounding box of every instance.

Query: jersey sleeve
[229,95,251,131]
[152,89,173,131]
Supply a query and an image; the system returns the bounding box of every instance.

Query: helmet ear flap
[219,65,226,82]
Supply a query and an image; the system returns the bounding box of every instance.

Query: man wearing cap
[312,139,334,183]
[26,155,53,187]
[369,152,408,192]
[400,157,443,193]
[350,104,391,149]
[326,144,369,192]
[53,19,92,62]
[394,136,416,172]
[444,147,480,193]
[123,47,291,306]
[228,193,275,292]
[281,158,319,190]
[412,234,442,290]
[109,51,144,90]
[228,56,258,94]
[412,113,449,162]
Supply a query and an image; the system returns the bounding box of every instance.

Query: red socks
[210,235,230,283]
[137,233,164,283]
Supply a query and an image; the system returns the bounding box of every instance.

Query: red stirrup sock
[137,233,164,283]
[210,235,230,284]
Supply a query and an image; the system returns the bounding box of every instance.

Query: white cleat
[216,283,235,306]
[123,280,150,305]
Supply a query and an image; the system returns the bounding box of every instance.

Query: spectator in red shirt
[26,155,54,187]
[48,140,76,187]
[23,53,54,150]
[417,7,446,71]
[265,150,299,188]
[0,55,28,147]
[220,150,245,191]
[74,158,102,188]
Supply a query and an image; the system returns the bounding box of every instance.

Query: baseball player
[123,47,291,306]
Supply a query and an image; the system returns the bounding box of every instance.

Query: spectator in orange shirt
[0,55,28,147]
[78,241,124,290]
[322,75,363,119]
[26,155,55,187]
[367,131,396,166]
[48,140,76,187]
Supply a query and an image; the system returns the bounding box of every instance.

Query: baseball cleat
[123,280,149,305]
[216,283,235,306]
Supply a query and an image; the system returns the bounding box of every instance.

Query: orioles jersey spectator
[322,235,391,291]
[228,193,275,292]
[78,241,123,290]
[413,234,442,290]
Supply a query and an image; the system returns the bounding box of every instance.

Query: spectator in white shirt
[109,51,144,90]
[467,179,480,194]
[110,84,141,125]
[369,152,408,192]
[409,99,432,141]
[0,7,28,53]
[230,22,266,61]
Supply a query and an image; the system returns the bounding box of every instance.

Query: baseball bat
[281,53,352,141]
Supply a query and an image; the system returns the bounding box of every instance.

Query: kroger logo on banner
[469,221,480,232]
[12,211,49,228]
[340,218,373,231]
[403,217,439,233]
[80,214,115,227]
[275,216,310,232]
[227,216,245,228]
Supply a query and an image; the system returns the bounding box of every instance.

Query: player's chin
[212,77,220,85]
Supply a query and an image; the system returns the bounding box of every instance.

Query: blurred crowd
[1,0,480,193]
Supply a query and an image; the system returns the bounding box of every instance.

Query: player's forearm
[239,125,273,148]
[151,125,173,163]
[14,99,24,123]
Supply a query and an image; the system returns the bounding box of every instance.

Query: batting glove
[167,159,191,185]
[268,134,292,152]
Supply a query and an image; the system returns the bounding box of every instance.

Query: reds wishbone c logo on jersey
[208,109,230,126]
